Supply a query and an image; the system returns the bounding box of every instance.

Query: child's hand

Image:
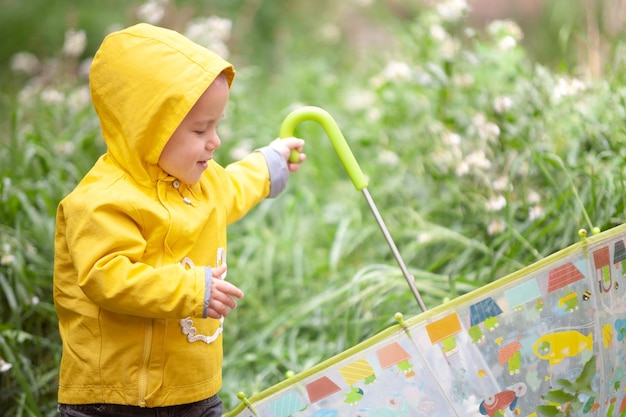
[270,137,306,173]
[206,265,244,319]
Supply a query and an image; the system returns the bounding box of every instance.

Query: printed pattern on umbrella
[226,224,626,417]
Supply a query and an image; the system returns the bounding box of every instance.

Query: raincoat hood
[89,23,235,186]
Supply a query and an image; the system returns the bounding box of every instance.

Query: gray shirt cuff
[203,267,212,318]
[257,146,288,198]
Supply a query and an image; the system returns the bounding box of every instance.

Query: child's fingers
[212,265,227,279]
[216,279,243,298]
[207,279,244,318]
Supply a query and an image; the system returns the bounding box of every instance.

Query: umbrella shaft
[361,188,428,312]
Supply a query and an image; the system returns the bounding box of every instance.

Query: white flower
[442,131,461,147]
[527,190,541,204]
[40,88,65,105]
[381,61,412,82]
[415,70,434,87]
[10,52,40,75]
[498,35,518,51]
[487,20,523,42]
[206,16,232,42]
[56,141,76,157]
[455,160,470,176]
[78,58,93,79]
[343,89,376,112]
[552,77,587,102]
[430,25,448,42]
[492,176,510,192]
[487,218,505,235]
[465,150,491,170]
[67,86,91,113]
[464,27,476,39]
[186,16,232,45]
[493,96,513,114]
[472,114,500,143]
[185,17,232,58]
[0,358,12,373]
[366,107,381,123]
[137,0,168,25]
[441,38,460,60]
[435,0,469,22]
[452,73,474,88]
[528,205,545,221]
[378,150,399,166]
[486,195,506,211]
[63,29,87,57]
[417,232,433,243]
[1,254,15,266]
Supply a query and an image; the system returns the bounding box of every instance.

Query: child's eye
[194,130,206,135]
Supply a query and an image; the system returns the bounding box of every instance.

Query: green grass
[2,1,626,415]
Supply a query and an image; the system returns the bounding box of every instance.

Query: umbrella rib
[361,188,428,312]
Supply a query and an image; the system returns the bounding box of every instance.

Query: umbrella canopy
[226,223,626,416]
[225,107,626,417]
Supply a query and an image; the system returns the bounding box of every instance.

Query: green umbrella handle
[279,106,427,311]
[279,106,368,191]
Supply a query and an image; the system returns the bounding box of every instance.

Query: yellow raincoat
[54,23,289,407]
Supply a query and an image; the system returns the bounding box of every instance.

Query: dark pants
[58,395,223,417]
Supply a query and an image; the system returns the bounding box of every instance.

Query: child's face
[158,75,229,184]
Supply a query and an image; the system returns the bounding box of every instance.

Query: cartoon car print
[479,382,527,416]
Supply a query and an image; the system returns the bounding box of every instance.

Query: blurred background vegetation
[2,0,626,416]
[1,0,625,98]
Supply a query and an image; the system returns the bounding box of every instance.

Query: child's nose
[206,132,221,150]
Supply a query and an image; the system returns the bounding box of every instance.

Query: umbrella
[224,107,626,417]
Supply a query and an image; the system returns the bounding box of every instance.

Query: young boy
[54,23,305,416]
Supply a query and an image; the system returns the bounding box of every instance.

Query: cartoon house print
[306,376,341,405]
[498,341,523,375]
[339,358,376,386]
[593,246,613,292]
[268,391,307,417]
[546,262,585,294]
[614,239,626,276]
[504,279,541,311]
[425,313,462,355]
[376,342,414,377]
[467,297,503,344]
[338,358,376,405]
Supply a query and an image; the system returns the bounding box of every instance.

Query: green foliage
[1,1,626,415]
[536,355,597,417]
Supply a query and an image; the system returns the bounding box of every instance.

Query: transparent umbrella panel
[226,223,626,417]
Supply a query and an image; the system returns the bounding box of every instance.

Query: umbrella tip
[578,227,601,240]
[394,312,407,328]
[237,392,260,417]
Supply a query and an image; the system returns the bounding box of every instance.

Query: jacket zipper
[137,319,153,406]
